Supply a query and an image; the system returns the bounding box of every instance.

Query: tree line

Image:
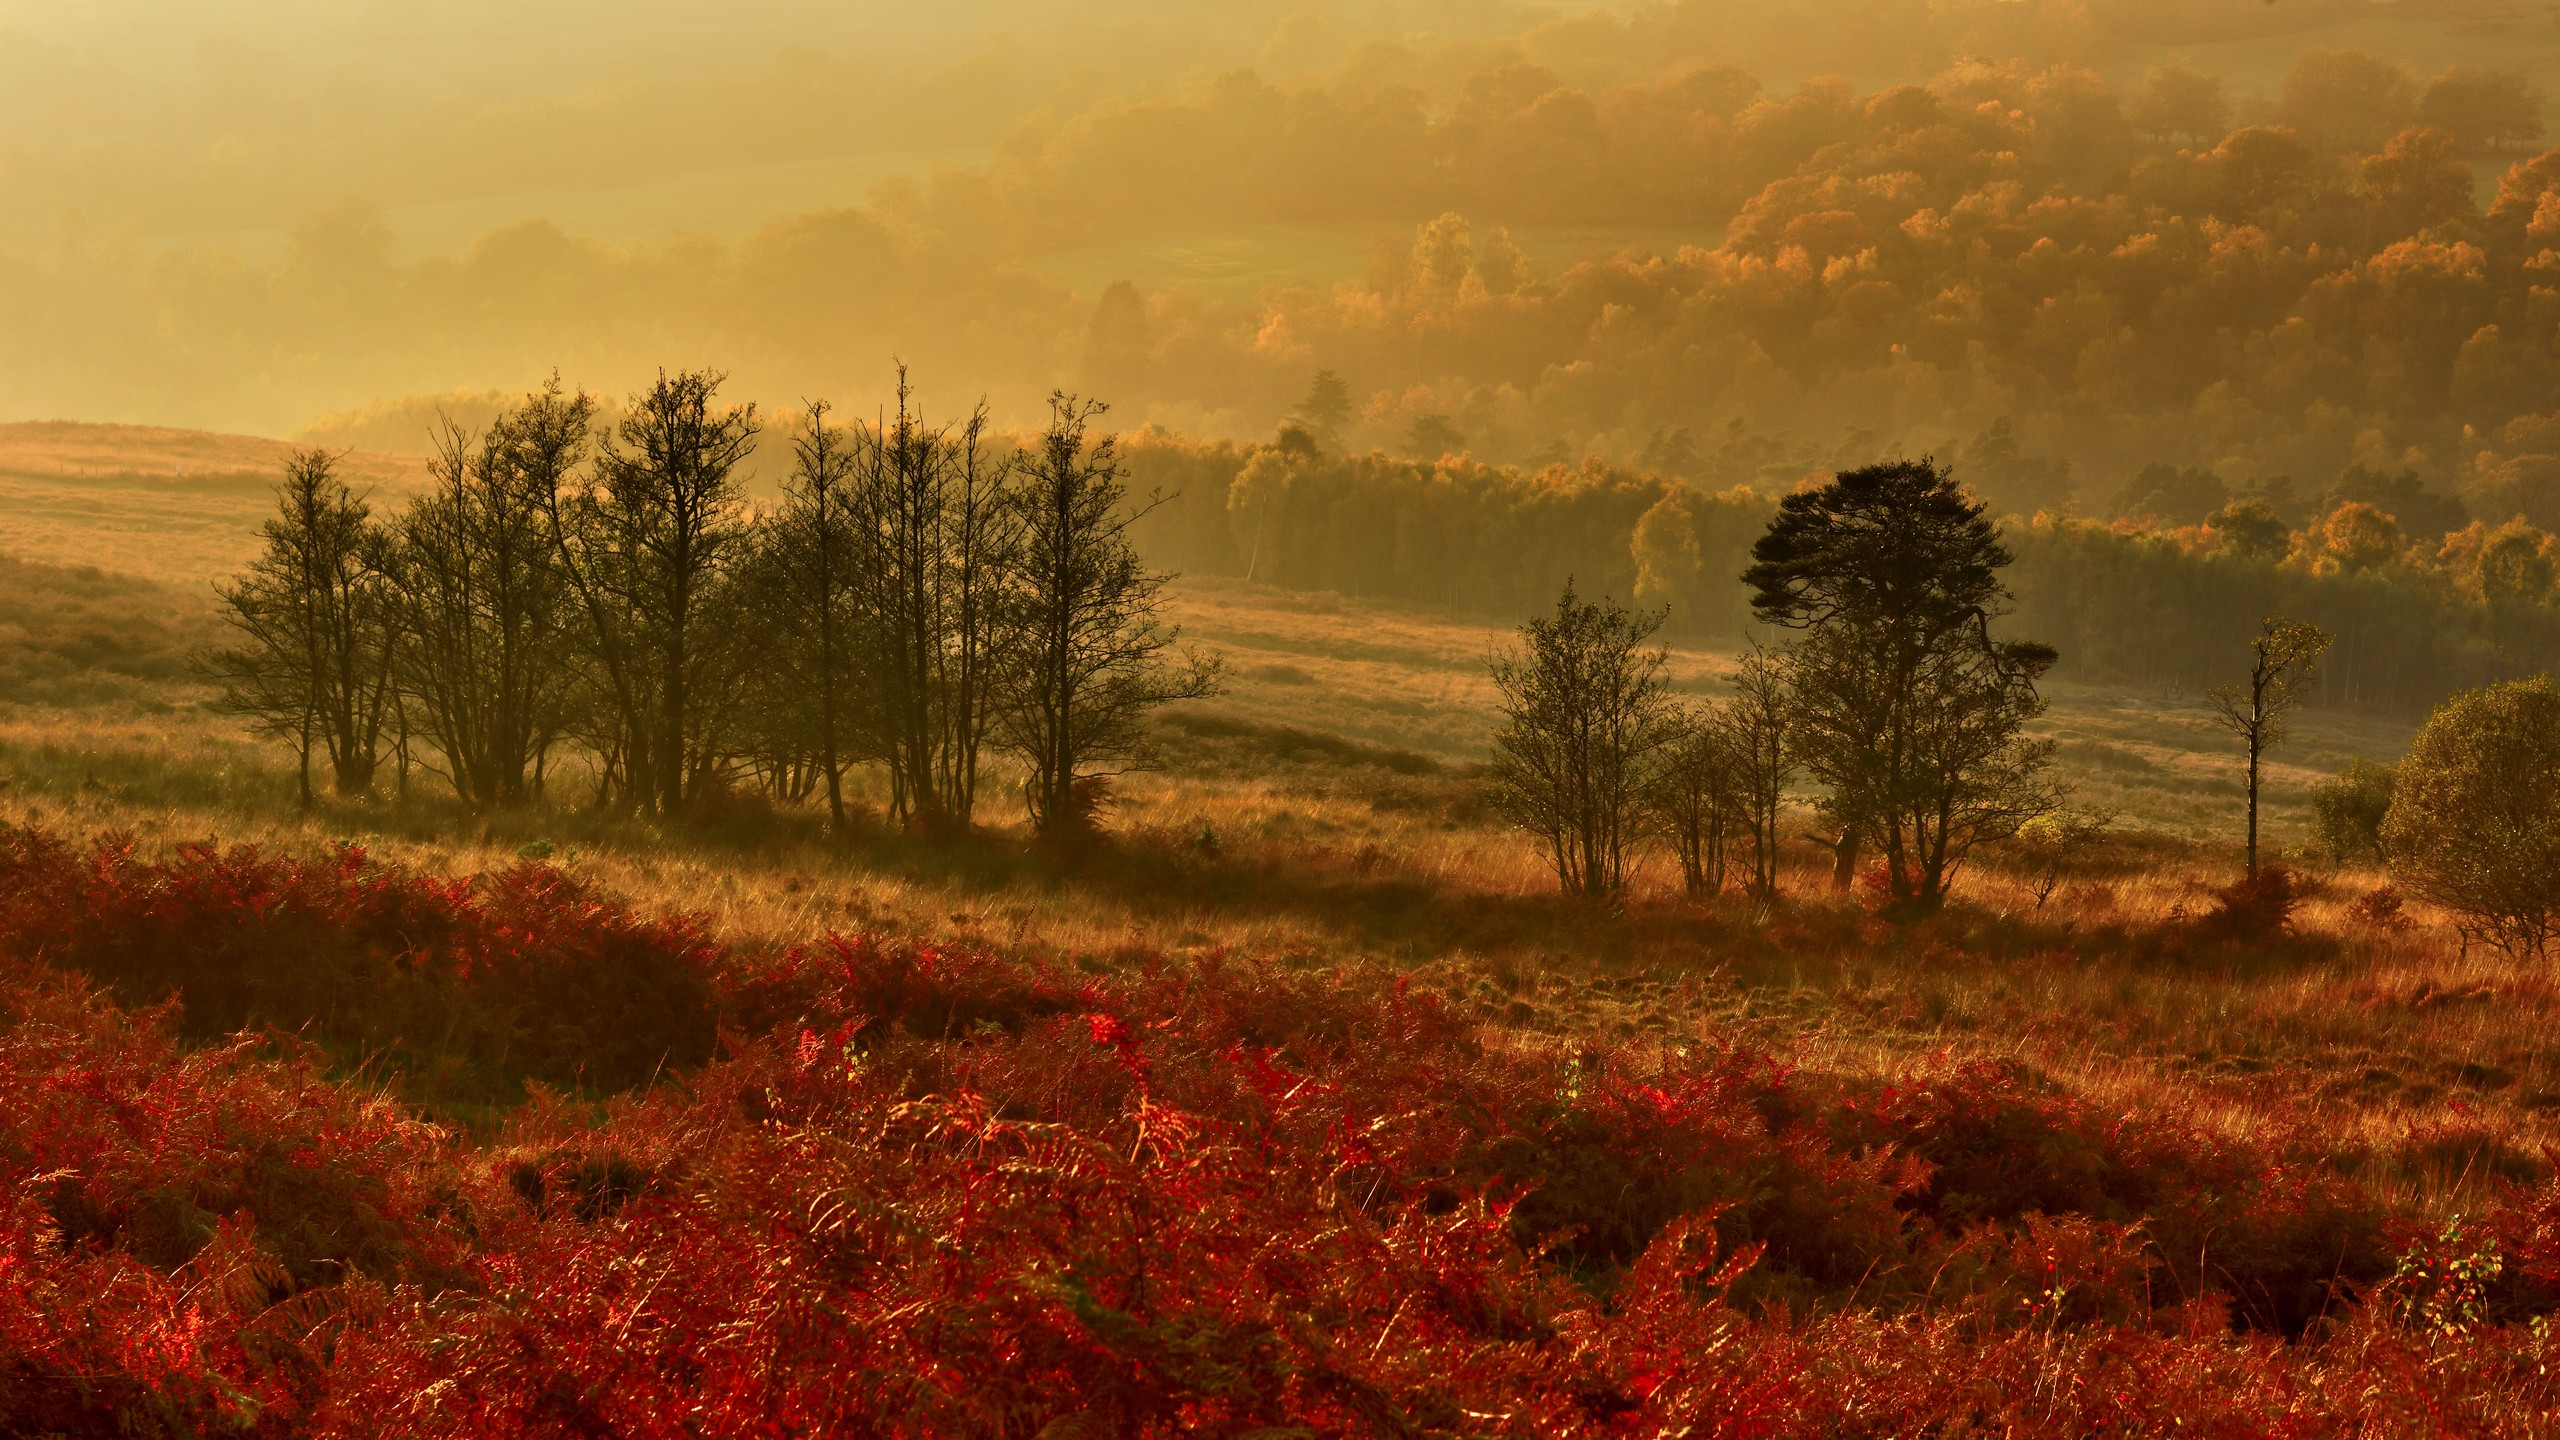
[204,370,1215,842]
[1049,51,2560,502]
[1122,429,2560,718]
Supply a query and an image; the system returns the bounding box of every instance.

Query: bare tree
[1488,581,1681,898]
[996,394,1220,842]
[2210,615,2332,876]
[1650,703,1743,899]
[548,369,760,818]
[388,382,591,811]
[847,367,1015,833]
[754,400,865,834]
[1726,645,1796,903]
[205,449,398,803]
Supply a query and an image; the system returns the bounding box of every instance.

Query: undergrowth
[0,828,2554,1434]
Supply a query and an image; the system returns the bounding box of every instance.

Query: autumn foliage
[0,828,2557,1435]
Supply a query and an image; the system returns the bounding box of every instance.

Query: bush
[2193,863,2305,944]
[2384,678,2560,958]
[2310,759,2398,865]
[0,827,720,1104]
[0,822,2555,1433]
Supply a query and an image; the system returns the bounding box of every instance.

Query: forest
[7,4,2560,507]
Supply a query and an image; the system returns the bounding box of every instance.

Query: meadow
[5,428,2558,1433]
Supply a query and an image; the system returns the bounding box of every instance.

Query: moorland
[1,413,2557,1437]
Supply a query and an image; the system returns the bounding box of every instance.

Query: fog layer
[7,1,2560,520]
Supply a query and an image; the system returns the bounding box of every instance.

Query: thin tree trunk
[1831,829,1860,890]
[2245,727,2262,876]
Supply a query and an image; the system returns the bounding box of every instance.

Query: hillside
[0,422,430,589]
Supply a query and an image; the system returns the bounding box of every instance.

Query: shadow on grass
[0,720,2356,997]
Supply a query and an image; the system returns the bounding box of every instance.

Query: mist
[7,0,2560,525]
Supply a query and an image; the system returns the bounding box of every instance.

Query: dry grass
[0,674,2543,1225]
[0,421,428,587]
[1170,574,2411,835]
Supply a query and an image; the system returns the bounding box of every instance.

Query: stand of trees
[208,370,1214,842]
[1745,460,2059,909]
[1489,462,2059,909]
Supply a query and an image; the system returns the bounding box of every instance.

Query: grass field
[0,422,429,587]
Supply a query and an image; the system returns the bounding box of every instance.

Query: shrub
[2310,759,2398,865]
[0,961,467,1437]
[0,822,2554,1433]
[2384,678,2560,958]
[0,827,720,1104]
[2194,863,2305,944]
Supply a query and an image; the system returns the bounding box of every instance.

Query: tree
[2310,759,2397,866]
[848,367,1016,833]
[2308,503,2404,576]
[996,395,1220,842]
[2129,64,2232,147]
[388,382,590,811]
[2204,499,2291,562]
[2323,467,2466,545]
[1785,615,2058,903]
[2384,678,2560,957]
[1745,458,2060,908]
[1638,426,1699,479]
[2208,616,2332,876]
[206,449,398,804]
[2112,463,2229,526]
[550,369,760,818]
[1404,414,1465,460]
[1291,370,1354,448]
[2276,50,2418,154]
[2359,127,2476,238]
[1648,704,1742,898]
[756,399,865,834]
[1488,581,1681,898]
[1725,646,1795,903]
[2479,520,2557,606]
[1631,490,1706,611]
[2418,67,2546,157]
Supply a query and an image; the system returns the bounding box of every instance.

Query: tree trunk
[1830,828,1861,890]
[2244,727,2262,876]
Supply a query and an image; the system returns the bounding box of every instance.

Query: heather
[0,825,2554,1435]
